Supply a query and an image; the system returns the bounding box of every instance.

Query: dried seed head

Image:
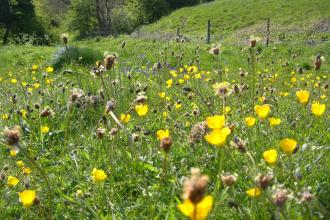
[230,136,246,153]
[221,173,238,187]
[213,81,231,97]
[132,133,140,142]
[104,54,116,70]
[314,54,325,71]
[301,191,313,203]
[105,100,116,113]
[109,128,118,138]
[153,62,162,70]
[160,137,172,153]
[70,89,85,103]
[135,92,148,104]
[183,168,209,204]
[4,126,21,146]
[121,41,126,49]
[273,189,288,207]
[90,66,105,77]
[189,122,207,143]
[257,174,273,189]
[209,44,221,55]
[96,128,106,139]
[62,33,68,45]
[40,107,52,118]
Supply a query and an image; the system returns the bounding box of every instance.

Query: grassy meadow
[0,0,330,219]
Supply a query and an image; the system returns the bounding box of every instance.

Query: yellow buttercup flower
[262,149,278,164]
[11,78,17,84]
[156,129,170,141]
[311,102,325,116]
[41,125,50,134]
[206,115,225,129]
[91,168,107,182]
[10,149,18,157]
[175,103,182,109]
[19,190,36,208]
[166,79,173,88]
[245,116,256,128]
[162,111,168,117]
[23,167,32,175]
[1,113,9,120]
[33,83,40,89]
[178,195,213,220]
[20,109,27,118]
[280,138,297,155]
[46,78,53,85]
[17,160,25,167]
[187,66,198,73]
[225,106,231,114]
[246,187,262,197]
[120,114,131,123]
[170,70,177,78]
[45,66,54,73]
[135,104,148,116]
[7,176,19,187]
[296,90,310,104]
[279,92,289,97]
[204,127,231,147]
[269,117,281,127]
[32,64,38,70]
[258,96,265,102]
[254,104,270,119]
[159,92,166,98]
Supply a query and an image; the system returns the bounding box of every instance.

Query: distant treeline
[0,0,214,44]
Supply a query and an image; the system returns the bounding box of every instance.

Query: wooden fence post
[266,17,270,47]
[206,19,211,44]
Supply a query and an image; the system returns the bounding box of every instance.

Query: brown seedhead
[4,126,21,146]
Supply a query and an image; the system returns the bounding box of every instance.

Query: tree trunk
[2,26,10,44]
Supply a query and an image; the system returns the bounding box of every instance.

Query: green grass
[0,0,330,219]
[0,35,329,219]
[138,0,330,41]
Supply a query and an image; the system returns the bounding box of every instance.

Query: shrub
[51,46,103,70]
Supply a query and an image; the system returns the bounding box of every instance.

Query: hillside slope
[136,0,330,41]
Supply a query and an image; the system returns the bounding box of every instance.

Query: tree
[0,0,45,44]
[0,0,13,44]
[141,0,169,23]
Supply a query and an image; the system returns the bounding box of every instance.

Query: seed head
[160,137,172,153]
[273,189,288,207]
[230,136,246,153]
[4,126,21,146]
[96,128,106,139]
[182,168,209,204]
[62,33,69,45]
[221,173,238,187]
[300,191,313,203]
[40,107,53,118]
[256,174,273,189]
[105,100,116,113]
[104,54,117,70]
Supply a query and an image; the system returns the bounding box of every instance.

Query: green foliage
[0,0,47,44]
[51,46,103,69]
[68,0,98,38]
[140,0,170,23]
[0,36,329,219]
